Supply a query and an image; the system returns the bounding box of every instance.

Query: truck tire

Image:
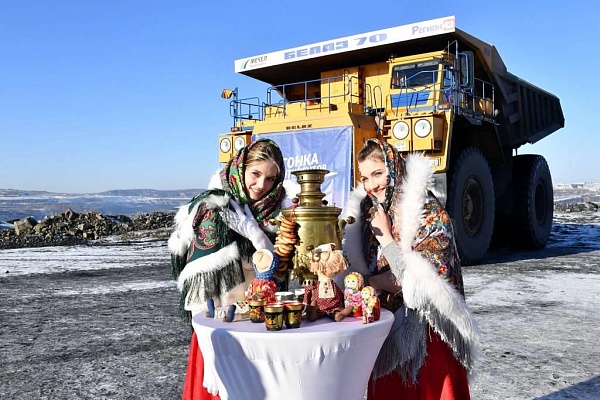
[446,147,495,265]
[511,154,553,249]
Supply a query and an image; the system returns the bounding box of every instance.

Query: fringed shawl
[168,190,253,323]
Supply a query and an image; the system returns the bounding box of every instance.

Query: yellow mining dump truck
[217,16,564,264]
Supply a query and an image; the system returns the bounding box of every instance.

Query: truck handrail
[228,57,497,127]
[372,84,384,136]
[229,96,264,126]
[264,74,351,117]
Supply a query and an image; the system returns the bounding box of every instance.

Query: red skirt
[182,331,221,400]
[367,329,471,400]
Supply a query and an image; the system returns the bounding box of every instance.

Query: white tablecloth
[192,309,394,400]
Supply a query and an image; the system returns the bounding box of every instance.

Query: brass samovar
[281,169,354,288]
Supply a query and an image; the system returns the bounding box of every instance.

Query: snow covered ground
[1,212,599,399]
[465,212,600,399]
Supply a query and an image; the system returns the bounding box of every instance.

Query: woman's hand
[370,204,395,247]
[222,200,274,251]
[368,270,402,294]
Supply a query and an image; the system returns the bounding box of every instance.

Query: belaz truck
[216,16,564,264]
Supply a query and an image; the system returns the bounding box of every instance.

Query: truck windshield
[391,61,439,89]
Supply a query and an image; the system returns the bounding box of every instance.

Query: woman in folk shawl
[342,138,479,400]
[168,139,286,400]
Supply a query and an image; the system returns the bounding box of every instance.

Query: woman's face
[244,161,279,201]
[359,157,388,203]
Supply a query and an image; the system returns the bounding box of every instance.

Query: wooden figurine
[303,243,354,322]
[343,272,364,317]
[361,286,381,324]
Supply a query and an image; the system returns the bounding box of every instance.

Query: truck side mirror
[458,51,474,90]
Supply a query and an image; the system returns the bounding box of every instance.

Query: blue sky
[1,1,597,193]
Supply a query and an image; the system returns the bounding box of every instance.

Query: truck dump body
[495,71,564,147]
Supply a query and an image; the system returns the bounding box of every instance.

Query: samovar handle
[337,216,355,243]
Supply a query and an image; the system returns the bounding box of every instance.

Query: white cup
[275,291,294,302]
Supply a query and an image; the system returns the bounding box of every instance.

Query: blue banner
[257,127,353,209]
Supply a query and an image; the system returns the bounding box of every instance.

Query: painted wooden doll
[344,272,364,317]
[361,286,381,324]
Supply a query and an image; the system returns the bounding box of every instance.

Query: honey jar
[264,303,284,331]
[248,299,267,323]
[284,302,304,329]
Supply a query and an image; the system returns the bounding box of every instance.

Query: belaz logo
[241,56,268,70]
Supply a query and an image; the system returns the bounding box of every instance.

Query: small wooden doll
[343,272,364,317]
[303,243,354,322]
[361,286,381,324]
[245,249,279,303]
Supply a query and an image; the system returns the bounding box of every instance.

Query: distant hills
[0,188,202,198]
[0,189,204,223]
[1,182,598,224]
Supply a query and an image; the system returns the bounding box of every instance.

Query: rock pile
[0,208,175,250]
[554,202,599,213]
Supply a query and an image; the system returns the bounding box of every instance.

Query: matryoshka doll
[361,286,380,324]
[343,272,364,317]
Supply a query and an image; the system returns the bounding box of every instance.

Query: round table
[192,309,394,400]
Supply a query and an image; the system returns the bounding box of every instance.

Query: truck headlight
[219,138,232,153]
[233,136,246,151]
[414,119,432,138]
[392,121,410,140]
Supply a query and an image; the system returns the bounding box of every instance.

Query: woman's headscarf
[219,138,286,226]
[359,138,406,273]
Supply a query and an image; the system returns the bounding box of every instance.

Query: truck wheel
[511,154,553,249]
[447,148,495,265]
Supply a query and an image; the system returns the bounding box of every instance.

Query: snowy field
[1,212,599,399]
[465,211,600,399]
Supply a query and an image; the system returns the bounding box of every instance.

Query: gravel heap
[0,209,175,250]
[554,202,599,213]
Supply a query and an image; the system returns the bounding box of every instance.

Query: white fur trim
[395,153,478,341]
[388,152,479,364]
[401,251,479,355]
[168,202,201,257]
[207,168,223,189]
[177,242,240,291]
[398,152,434,251]
[282,179,298,208]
